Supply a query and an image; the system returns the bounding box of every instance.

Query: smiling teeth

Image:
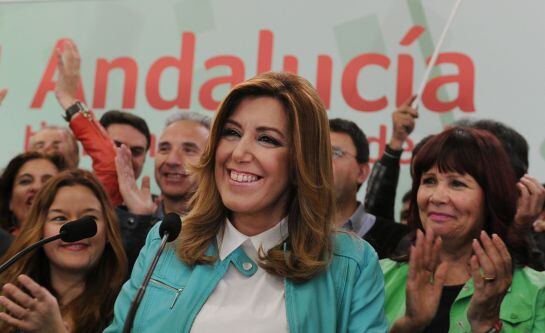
[165,173,185,179]
[230,171,258,183]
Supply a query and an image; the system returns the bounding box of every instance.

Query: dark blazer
[363,216,410,259]
[115,206,162,272]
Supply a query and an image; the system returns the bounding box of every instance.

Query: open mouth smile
[229,170,262,183]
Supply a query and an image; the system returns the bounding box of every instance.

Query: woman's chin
[427,224,454,238]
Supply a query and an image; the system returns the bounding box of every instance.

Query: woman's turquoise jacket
[105,224,388,332]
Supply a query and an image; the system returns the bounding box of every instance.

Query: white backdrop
[0,0,544,214]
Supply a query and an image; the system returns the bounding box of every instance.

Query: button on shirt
[343,202,376,238]
[191,217,289,333]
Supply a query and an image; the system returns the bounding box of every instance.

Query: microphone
[123,213,182,333]
[59,215,98,242]
[0,216,97,274]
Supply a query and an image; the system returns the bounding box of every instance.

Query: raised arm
[365,96,418,220]
[54,39,123,206]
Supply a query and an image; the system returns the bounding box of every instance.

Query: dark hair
[100,110,151,150]
[410,135,434,177]
[455,119,528,179]
[407,126,529,266]
[0,152,67,231]
[329,118,369,163]
[401,190,411,204]
[0,169,127,333]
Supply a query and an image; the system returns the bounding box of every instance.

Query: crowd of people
[0,38,543,332]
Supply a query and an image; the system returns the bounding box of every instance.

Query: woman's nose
[231,137,253,163]
[429,185,449,205]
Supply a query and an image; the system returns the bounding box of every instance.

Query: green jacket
[105,223,389,332]
[380,259,545,333]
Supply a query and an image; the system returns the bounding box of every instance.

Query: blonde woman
[106,72,388,332]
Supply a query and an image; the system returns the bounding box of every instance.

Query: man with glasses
[330,118,408,258]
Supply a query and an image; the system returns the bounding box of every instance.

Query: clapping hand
[0,275,69,333]
[467,231,512,333]
[390,228,448,332]
[515,175,545,229]
[115,144,157,215]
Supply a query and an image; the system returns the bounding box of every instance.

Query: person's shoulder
[332,231,378,269]
[501,267,545,322]
[514,266,545,290]
[379,258,408,283]
[140,221,166,252]
[148,222,163,239]
[379,258,406,271]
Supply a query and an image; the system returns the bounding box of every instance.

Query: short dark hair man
[329,118,408,258]
[100,110,151,179]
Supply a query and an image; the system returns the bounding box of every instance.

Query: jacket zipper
[150,278,184,309]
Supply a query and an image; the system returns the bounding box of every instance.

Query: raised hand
[115,144,157,215]
[55,39,81,110]
[390,228,448,333]
[389,95,418,150]
[467,231,512,333]
[515,175,545,228]
[0,275,69,333]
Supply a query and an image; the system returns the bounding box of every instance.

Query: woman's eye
[451,180,467,188]
[49,216,67,222]
[258,135,281,147]
[421,177,436,185]
[221,128,240,138]
[17,178,32,186]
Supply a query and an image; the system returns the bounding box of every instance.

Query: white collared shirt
[190,217,289,333]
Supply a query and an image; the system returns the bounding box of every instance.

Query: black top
[423,284,464,333]
[364,144,403,220]
[363,216,410,259]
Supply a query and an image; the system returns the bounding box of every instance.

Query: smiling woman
[0,169,127,333]
[384,127,545,333]
[106,72,388,333]
[214,96,291,236]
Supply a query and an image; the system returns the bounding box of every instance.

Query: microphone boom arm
[0,234,62,274]
[122,232,170,333]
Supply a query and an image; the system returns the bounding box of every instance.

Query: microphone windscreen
[60,216,98,242]
[159,213,182,242]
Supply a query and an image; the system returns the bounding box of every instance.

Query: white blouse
[190,217,289,332]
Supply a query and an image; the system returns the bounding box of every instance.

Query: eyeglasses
[331,146,357,160]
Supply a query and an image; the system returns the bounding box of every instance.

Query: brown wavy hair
[407,126,528,266]
[0,169,128,333]
[178,72,334,282]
